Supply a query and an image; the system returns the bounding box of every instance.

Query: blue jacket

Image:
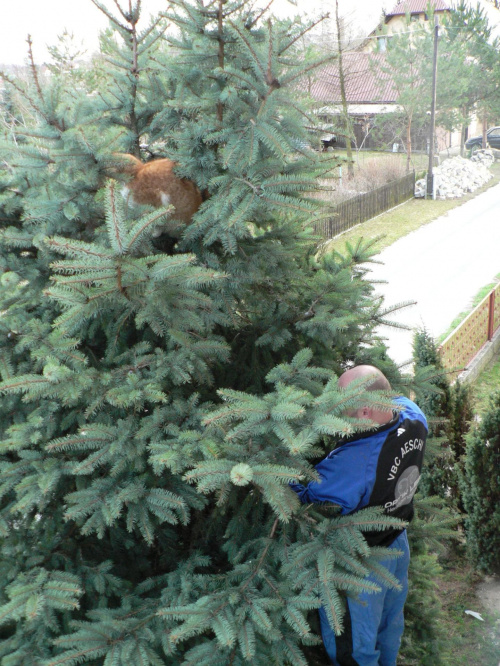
[291,396,428,546]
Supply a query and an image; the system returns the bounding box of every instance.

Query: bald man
[291,365,428,666]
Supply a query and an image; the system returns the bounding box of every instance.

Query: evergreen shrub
[412,329,473,506]
[462,392,500,573]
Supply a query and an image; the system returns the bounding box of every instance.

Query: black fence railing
[315,170,416,240]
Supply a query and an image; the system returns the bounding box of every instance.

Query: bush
[400,495,458,665]
[462,392,500,573]
[412,329,473,506]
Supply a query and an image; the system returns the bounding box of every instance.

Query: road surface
[368,181,500,366]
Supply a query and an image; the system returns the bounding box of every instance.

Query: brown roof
[309,53,397,105]
[386,0,451,18]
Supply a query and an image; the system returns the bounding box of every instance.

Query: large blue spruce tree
[0,1,412,663]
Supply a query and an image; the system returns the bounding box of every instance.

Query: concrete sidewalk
[368,181,500,366]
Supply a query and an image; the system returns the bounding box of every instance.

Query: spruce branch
[281,53,341,88]
[278,14,331,56]
[219,67,263,95]
[187,0,249,19]
[45,237,112,260]
[246,0,275,29]
[127,209,172,249]
[228,21,267,80]
[240,517,279,593]
[265,20,280,93]
[110,0,140,24]
[106,183,126,255]
[224,0,250,17]
[138,15,167,43]
[166,1,206,31]
[44,645,109,666]
[217,0,226,124]
[235,177,260,194]
[90,0,132,32]
[259,195,314,213]
[116,264,130,299]
[26,35,44,102]
[130,5,140,75]
[0,71,63,133]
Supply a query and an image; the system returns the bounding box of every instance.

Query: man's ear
[360,406,371,419]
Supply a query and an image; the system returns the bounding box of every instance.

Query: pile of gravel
[470,148,495,166]
[415,151,494,199]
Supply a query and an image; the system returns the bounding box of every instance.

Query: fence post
[488,290,495,341]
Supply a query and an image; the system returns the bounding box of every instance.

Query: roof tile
[308,53,397,105]
[386,0,451,18]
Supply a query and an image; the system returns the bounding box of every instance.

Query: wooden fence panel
[315,171,416,239]
[494,283,500,332]
[439,283,500,372]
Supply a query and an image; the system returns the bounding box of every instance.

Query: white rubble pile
[470,148,495,166]
[414,153,494,199]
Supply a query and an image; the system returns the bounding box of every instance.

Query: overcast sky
[1,0,391,66]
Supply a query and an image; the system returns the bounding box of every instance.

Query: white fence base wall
[457,326,500,385]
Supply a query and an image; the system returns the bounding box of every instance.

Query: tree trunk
[335,0,354,179]
[460,123,467,157]
[460,105,468,157]
[406,116,412,173]
[482,111,488,149]
[217,0,225,125]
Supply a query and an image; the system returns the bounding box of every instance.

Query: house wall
[436,126,460,152]
[468,115,488,138]
[361,11,449,52]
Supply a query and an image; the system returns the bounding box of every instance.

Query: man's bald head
[338,365,393,425]
[338,365,391,392]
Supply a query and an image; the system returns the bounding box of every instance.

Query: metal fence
[439,283,500,373]
[315,170,416,239]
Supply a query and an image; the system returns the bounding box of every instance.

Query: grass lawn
[320,160,500,256]
[471,349,500,413]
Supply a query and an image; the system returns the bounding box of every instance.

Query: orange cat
[112,154,203,224]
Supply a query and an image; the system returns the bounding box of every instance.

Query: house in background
[360,0,452,53]
[310,0,466,155]
[310,51,460,154]
[309,53,402,151]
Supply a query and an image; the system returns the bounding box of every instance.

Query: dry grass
[318,150,422,205]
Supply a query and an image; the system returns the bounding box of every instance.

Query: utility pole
[426,15,439,198]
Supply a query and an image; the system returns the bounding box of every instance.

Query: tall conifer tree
[1,2,413,663]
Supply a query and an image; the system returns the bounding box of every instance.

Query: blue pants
[319,530,410,666]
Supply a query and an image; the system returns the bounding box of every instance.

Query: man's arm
[290,445,369,515]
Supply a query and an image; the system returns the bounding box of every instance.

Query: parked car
[464,126,500,151]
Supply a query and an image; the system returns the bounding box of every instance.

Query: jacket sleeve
[290,444,369,515]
